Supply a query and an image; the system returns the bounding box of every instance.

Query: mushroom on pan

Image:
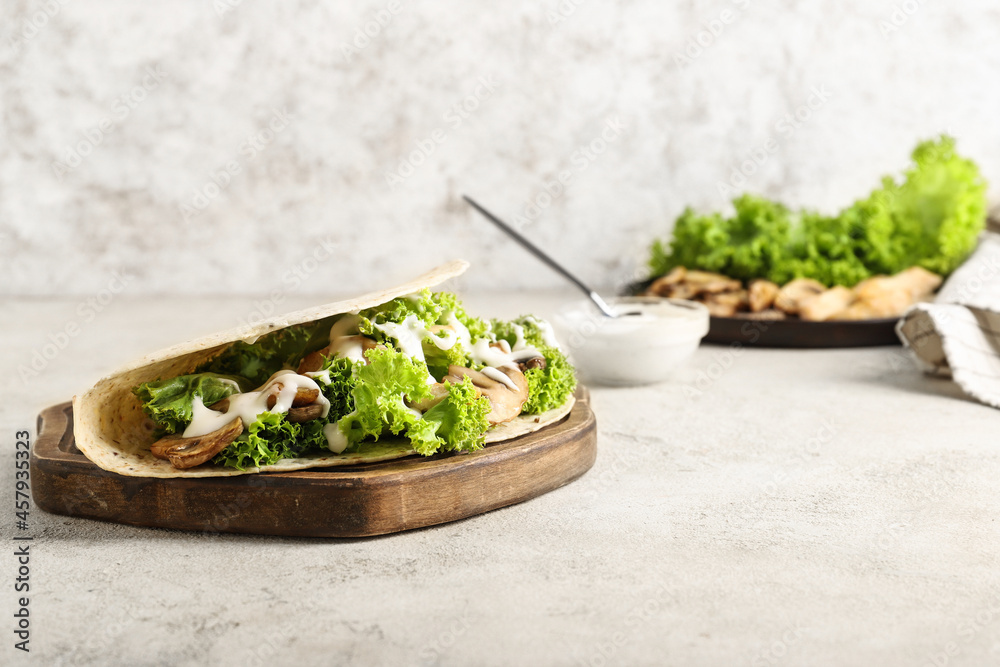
[748,279,781,312]
[773,278,826,314]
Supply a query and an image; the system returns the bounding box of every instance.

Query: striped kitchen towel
[898,231,1000,408]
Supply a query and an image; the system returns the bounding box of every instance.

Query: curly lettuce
[212,411,328,470]
[407,377,492,455]
[133,373,247,435]
[648,136,987,286]
[358,289,490,340]
[334,347,490,455]
[197,317,335,386]
[353,289,491,380]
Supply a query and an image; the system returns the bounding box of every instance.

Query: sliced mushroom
[703,300,738,317]
[799,286,855,322]
[288,404,325,423]
[748,279,780,312]
[519,356,546,372]
[645,266,687,297]
[265,386,319,410]
[684,270,743,294]
[150,417,244,469]
[774,278,826,314]
[444,364,529,424]
[297,345,330,374]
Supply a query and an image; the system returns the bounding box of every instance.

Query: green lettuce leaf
[845,135,988,276]
[335,347,490,456]
[316,355,358,422]
[337,347,433,447]
[406,377,491,455]
[522,345,576,414]
[197,317,335,386]
[211,411,328,470]
[648,136,987,286]
[133,373,246,435]
[422,342,471,383]
[358,289,490,339]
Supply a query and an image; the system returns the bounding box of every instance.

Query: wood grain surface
[31,387,596,537]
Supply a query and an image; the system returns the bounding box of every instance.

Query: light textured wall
[2,0,999,296]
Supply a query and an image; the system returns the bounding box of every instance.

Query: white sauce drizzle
[369,309,547,379]
[374,315,428,364]
[330,336,366,363]
[305,369,331,384]
[511,324,527,351]
[183,370,330,439]
[329,314,361,339]
[324,422,349,454]
[524,315,561,349]
[481,366,518,391]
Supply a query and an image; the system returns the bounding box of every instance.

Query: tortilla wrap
[73,260,575,478]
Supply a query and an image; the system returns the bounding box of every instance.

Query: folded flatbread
[73,261,575,478]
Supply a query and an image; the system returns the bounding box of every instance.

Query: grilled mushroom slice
[748,279,780,312]
[287,403,325,423]
[774,278,825,314]
[297,347,330,374]
[266,386,319,410]
[444,364,529,424]
[645,266,688,297]
[519,356,546,372]
[150,417,244,469]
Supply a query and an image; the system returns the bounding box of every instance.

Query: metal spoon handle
[462,195,618,318]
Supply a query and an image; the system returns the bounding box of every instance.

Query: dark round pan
[704,315,900,348]
[622,279,901,348]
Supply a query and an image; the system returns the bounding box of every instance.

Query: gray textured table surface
[2,292,998,667]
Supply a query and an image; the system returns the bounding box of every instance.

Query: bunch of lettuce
[134,291,576,470]
[648,136,988,286]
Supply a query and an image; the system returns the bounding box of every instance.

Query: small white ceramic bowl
[552,296,709,386]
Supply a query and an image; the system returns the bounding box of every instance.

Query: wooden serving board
[31,388,596,537]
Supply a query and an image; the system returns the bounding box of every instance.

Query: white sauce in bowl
[553,297,709,386]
